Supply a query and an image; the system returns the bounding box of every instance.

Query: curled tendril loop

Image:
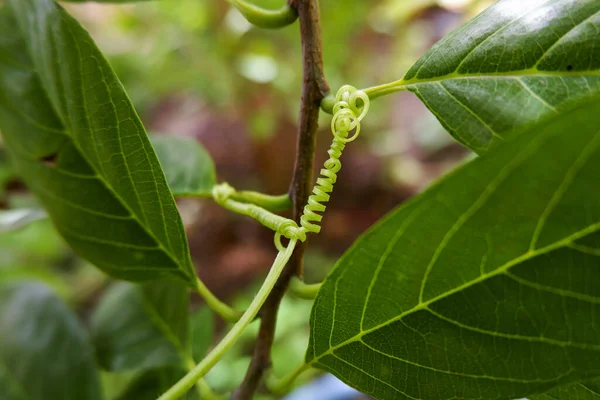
[290,85,369,241]
[212,183,236,204]
[274,220,301,252]
[215,86,370,253]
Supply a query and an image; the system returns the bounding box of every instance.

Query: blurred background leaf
[92,280,190,372]
[0,208,46,233]
[114,367,199,400]
[190,307,215,361]
[152,135,217,197]
[0,281,103,400]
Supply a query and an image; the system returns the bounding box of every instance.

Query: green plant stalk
[226,0,298,29]
[194,278,242,323]
[363,79,406,99]
[288,276,322,299]
[229,191,292,211]
[267,362,312,395]
[158,240,298,400]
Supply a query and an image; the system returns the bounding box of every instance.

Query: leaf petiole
[321,80,405,114]
[266,362,313,395]
[288,276,322,299]
[194,278,242,323]
[362,79,406,99]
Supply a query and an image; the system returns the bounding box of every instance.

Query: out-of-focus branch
[226,0,298,29]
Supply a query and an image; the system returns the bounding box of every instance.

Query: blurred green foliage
[65,0,490,139]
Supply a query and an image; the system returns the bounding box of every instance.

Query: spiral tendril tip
[276,85,370,248]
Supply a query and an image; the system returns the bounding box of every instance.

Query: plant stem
[288,276,322,299]
[267,362,312,394]
[158,241,298,400]
[226,0,298,29]
[194,278,242,323]
[234,0,328,397]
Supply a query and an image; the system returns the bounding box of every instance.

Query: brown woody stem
[233,0,328,398]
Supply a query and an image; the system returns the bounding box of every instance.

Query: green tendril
[299,85,369,234]
[288,276,322,299]
[213,85,370,249]
[229,190,291,211]
[288,85,370,242]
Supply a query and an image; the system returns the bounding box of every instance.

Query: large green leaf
[151,136,216,197]
[306,96,600,400]
[398,0,600,153]
[0,1,196,284]
[531,378,600,399]
[0,281,102,400]
[92,281,189,371]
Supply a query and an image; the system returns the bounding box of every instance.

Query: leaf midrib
[401,69,600,88]
[366,70,600,100]
[309,221,600,365]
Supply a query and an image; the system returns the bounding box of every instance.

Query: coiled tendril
[274,85,370,250]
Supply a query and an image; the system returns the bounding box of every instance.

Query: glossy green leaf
[0,208,47,233]
[307,96,600,400]
[399,0,600,153]
[0,1,196,284]
[531,378,600,399]
[116,368,198,400]
[151,136,216,197]
[190,307,215,361]
[92,281,189,371]
[0,281,102,400]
